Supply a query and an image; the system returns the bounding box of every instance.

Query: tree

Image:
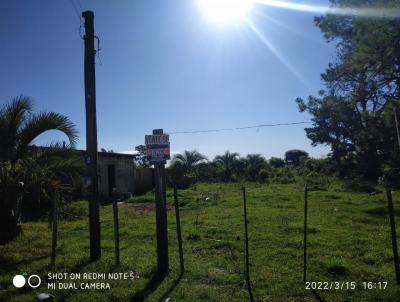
[269,157,285,168]
[245,154,268,181]
[284,149,309,166]
[170,150,207,182]
[0,96,79,244]
[133,145,151,168]
[214,151,239,181]
[296,0,400,180]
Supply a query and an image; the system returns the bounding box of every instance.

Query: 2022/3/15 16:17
[305,281,388,290]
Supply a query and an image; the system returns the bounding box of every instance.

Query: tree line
[167,149,324,187]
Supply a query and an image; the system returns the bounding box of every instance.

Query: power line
[68,0,81,22]
[168,121,312,134]
[75,0,83,12]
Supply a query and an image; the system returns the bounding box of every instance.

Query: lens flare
[254,0,400,18]
[197,0,253,25]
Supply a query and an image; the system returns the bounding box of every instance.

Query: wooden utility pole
[82,10,101,261]
[154,160,168,276]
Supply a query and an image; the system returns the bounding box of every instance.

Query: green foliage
[0,96,81,243]
[245,154,268,181]
[270,167,295,184]
[297,0,400,181]
[213,151,240,182]
[284,149,309,166]
[169,150,207,188]
[269,157,285,168]
[133,145,151,168]
[257,168,270,183]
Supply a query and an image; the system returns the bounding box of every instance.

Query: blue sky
[0,0,336,160]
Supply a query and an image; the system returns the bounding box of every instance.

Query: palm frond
[18,112,79,156]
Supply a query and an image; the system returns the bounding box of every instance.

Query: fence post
[174,185,184,275]
[113,198,120,266]
[51,192,58,266]
[303,184,308,283]
[242,186,254,302]
[386,188,400,285]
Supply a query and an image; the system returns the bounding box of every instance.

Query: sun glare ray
[245,18,314,90]
[253,0,400,19]
[254,10,324,45]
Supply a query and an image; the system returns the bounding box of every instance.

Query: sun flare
[197,0,253,25]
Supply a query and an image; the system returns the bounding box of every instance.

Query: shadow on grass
[366,206,400,217]
[130,272,166,302]
[0,254,49,273]
[158,272,184,302]
[310,289,326,302]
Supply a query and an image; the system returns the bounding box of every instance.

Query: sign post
[145,129,170,277]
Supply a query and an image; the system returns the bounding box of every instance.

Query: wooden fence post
[174,186,184,274]
[113,197,120,266]
[155,162,168,277]
[51,192,58,266]
[242,186,254,302]
[386,188,400,285]
[303,184,308,283]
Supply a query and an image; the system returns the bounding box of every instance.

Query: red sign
[145,147,170,158]
[145,130,170,162]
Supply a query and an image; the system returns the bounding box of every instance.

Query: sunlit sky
[0,0,337,159]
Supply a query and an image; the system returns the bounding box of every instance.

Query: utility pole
[82,10,101,261]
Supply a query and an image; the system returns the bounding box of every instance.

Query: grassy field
[1,182,400,301]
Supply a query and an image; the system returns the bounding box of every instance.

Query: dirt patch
[122,202,172,214]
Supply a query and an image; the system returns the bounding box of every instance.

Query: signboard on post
[145,129,170,163]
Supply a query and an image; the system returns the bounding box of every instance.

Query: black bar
[386,188,400,284]
[174,186,185,274]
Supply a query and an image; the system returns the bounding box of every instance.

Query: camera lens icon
[13,274,41,288]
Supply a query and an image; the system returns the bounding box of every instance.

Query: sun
[197,0,253,25]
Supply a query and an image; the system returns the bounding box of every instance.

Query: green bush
[258,169,270,183]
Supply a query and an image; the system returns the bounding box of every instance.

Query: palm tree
[214,151,239,181]
[0,96,77,163]
[170,150,207,177]
[246,154,268,181]
[0,96,79,244]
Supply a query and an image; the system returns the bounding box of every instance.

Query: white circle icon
[27,275,41,288]
[12,275,26,288]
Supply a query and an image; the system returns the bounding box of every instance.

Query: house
[96,151,135,200]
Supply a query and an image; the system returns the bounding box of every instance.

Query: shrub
[258,169,270,183]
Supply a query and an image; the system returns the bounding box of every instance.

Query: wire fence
[51,183,400,300]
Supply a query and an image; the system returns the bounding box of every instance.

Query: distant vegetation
[168,148,334,189]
